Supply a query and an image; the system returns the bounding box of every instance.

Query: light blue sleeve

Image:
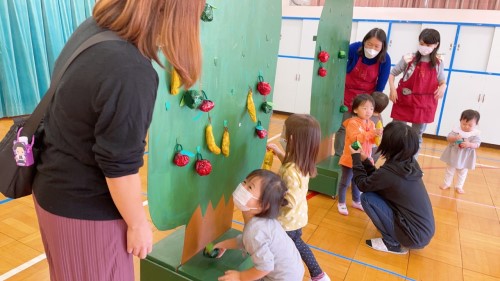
[242,220,274,272]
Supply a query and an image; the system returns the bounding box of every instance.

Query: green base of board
[309,155,341,197]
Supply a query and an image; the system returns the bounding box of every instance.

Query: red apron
[391,59,439,123]
[344,57,380,111]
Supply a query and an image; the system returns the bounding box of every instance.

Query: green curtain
[0,0,95,118]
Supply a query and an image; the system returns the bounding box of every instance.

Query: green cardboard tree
[148,1,281,264]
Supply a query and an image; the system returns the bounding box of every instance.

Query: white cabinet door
[273,58,299,113]
[387,23,422,64]
[295,60,314,113]
[476,75,500,144]
[355,21,390,42]
[453,26,494,72]
[300,20,319,58]
[279,19,303,57]
[421,24,457,70]
[350,21,358,43]
[425,70,449,135]
[486,27,500,73]
[437,72,484,137]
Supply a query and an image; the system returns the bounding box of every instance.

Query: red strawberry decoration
[318,67,327,77]
[199,100,215,112]
[195,152,212,176]
[255,121,268,139]
[318,50,330,63]
[257,75,272,96]
[173,144,190,167]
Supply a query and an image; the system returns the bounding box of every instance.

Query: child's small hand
[213,242,227,258]
[459,141,475,149]
[375,128,383,136]
[266,143,281,155]
[218,270,241,281]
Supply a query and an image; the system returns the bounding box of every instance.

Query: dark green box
[141,227,253,281]
[309,155,340,197]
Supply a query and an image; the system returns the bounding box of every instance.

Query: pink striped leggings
[34,197,133,281]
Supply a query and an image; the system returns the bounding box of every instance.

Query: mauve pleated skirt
[34,197,134,281]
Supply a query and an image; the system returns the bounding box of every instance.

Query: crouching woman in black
[350,121,435,254]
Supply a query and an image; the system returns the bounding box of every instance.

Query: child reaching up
[440,109,481,194]
[215,169,304,281]
[370,91,389,163]
[267,114,330,281]
[337,94,382,216]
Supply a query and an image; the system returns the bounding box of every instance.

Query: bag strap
[22,30,123,136]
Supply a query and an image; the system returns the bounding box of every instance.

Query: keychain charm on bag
[12,128,35,167]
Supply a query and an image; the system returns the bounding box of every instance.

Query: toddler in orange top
[337,94,382,215]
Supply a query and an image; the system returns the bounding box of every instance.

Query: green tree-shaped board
[148,1,281,263]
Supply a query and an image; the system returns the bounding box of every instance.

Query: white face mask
[364,47,380,59]
[418,45,434,56]
[233,183,259,212]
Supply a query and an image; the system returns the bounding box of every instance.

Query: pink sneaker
[352,201,364,212]
[338,203,348,215]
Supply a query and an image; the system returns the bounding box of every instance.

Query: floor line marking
[419,153,498,168]
[267,133,281,142]
[428,192,499,210]
[0,254,46,281]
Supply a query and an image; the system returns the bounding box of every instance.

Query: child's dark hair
[351,94,375,113]
[371,91,389,113]
[377,122,419,161]
[416,28,441,68]
[283,114,320,177]
[460,109,480,124]
[357,28,388,63]
[246,169,288,219]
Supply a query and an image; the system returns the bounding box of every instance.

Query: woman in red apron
[389,29,447,157]
[334,28,391,157]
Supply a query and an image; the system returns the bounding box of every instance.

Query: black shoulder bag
[0,31,122,199]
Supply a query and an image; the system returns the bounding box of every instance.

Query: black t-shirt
[33,18,159,220]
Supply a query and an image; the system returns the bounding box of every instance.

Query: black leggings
[287,228,323,278]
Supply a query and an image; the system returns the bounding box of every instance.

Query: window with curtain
[0,0,95,118]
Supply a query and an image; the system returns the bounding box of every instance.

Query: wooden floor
[1,113,499,281]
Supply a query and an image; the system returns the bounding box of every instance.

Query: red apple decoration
[199,100,215,112]
[195,153,212,176]
[257,75,272,96]
[318,50,330,63]
[318,67,327,77]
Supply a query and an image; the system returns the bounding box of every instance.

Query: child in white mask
[215,169,304,281]
[267,114,331,281]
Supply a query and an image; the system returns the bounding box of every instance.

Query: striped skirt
[34,197,133,281]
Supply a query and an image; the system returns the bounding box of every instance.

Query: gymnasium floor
[1,113,499,281]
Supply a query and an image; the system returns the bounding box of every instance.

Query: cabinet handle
[457,43,460,51]
[298,74,301,81]
[449,43,453,51]
[482,94,485,103]
[477,94,481,102]
[389,39,392,48]
[295,74,298,81]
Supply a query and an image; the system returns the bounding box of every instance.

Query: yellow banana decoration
[222,127,230,157]
[170,67,181,95]
[374,120,383,146]
[246,88,257,123]
[262,149,274,170]
[206,124,221,155]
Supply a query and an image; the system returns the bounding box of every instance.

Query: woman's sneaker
[338,203,348,216]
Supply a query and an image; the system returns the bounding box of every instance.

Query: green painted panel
[310,0,353,136]
[148,1,282,230]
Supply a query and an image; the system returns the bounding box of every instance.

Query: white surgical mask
[364,47,380,59]
[418,45,434,56]
[233,183,259,211]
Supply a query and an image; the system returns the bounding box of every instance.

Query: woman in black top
[350,122,435,254]
[32,1,204,280]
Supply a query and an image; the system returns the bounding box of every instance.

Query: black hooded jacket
[352,154,435,248]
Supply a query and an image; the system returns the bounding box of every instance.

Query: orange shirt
[339,117,376,168]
